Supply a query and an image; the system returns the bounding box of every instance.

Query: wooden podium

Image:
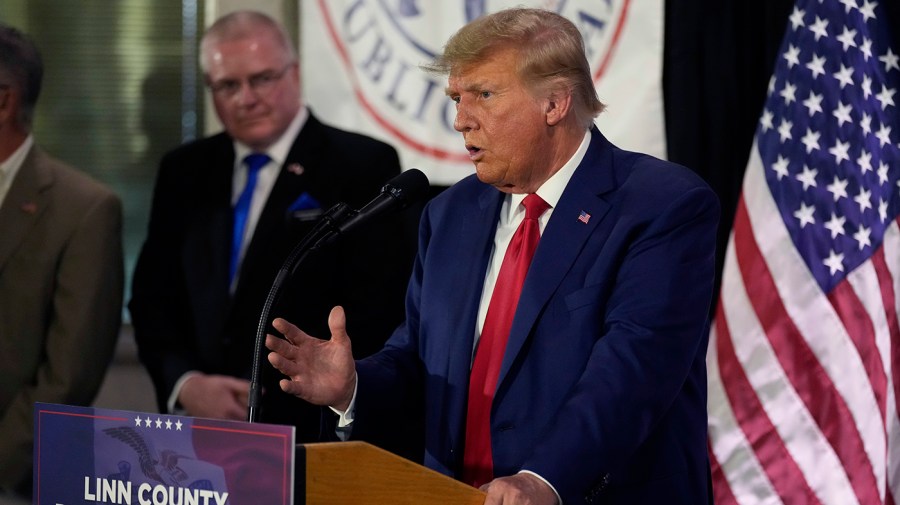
[296,442,486,504]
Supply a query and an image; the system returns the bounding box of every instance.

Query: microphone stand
[247,202,355,423]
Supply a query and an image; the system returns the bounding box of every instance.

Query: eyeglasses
[207,63,294,99]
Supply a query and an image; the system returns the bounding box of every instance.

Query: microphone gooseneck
[247,169,429,422]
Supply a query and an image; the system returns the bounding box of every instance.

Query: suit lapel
[497,129,617,387]
[0,147,51,273]
[443,183,504,455]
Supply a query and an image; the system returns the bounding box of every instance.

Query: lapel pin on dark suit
[578,210,591,224]
[287,163,304,176]
[21,201,37,214]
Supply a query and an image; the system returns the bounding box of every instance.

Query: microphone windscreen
[384,168,430,208]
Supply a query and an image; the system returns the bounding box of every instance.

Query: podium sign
[33,403,295,505]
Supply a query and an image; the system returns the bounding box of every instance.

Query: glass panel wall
[1,1,205,318]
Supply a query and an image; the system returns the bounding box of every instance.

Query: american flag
[707,0,900,504]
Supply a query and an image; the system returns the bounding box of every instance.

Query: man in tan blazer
[0,24,123,500]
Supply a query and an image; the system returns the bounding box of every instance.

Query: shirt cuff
[327,376,358,441]
[518,470,562,505]
[167,371,200,414]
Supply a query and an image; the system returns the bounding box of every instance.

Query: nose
[234,81,259,106]
[453,100,476,133]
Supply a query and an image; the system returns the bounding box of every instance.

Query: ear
[544,88,573,126]
[0,86,16,124]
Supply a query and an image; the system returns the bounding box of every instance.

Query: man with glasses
[130,10,417,451]
[0,23,123,501]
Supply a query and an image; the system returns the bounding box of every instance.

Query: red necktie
[463,193,549,488]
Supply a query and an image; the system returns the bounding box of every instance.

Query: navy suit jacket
[130,111,417,442]
[352,129,719,504]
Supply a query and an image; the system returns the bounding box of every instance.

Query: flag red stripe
[714,298,819,503]
[733,198,882,504]
[827,283,888,419]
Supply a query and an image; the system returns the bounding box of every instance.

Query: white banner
[301,0,665,186]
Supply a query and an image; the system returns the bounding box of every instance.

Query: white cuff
[518,470,562,505]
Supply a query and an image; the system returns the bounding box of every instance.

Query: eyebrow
[444,81,487,97]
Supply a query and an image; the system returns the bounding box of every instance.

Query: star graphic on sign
[135,415,143,427]
[155,418,163,429]
[824,249,845,275]
[879,199,889,222]
[175,420,183,431]
[144,416,152,428]
[165,419,173,430]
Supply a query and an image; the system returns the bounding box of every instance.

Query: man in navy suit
[129,11,416,445]
[266,8,718,504]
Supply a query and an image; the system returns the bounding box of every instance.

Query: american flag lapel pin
[21,201,37,214]
[578,210,591,224]
[287,163,304,176]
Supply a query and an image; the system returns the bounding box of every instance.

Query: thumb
[328,306,350,344]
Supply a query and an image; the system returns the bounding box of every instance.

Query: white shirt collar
[233,105,308,165]
[0,135,34,207]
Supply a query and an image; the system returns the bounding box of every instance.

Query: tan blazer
[0,146,123,493]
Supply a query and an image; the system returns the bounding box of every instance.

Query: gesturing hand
[266,306,357,411]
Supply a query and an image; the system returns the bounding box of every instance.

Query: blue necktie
[230,153,270,284]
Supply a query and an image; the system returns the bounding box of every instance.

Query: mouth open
[466,144,483,160]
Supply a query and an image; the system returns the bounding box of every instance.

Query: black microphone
[247,168,430,423]
[333,168,430,236]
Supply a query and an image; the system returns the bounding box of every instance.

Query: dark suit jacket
[352,129,719,504]
[0,146,123,494]
[129,111,416,442]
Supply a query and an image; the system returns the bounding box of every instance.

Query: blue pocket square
[288,192,323,222]
[287,192,321,213]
